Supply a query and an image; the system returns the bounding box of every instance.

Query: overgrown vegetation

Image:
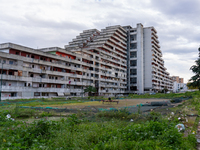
[0,91,200,149]
[128,91,194,99]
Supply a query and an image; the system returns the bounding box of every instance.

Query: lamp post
[0,62,4,101]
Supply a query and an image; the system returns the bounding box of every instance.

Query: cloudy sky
[0,0,199,82]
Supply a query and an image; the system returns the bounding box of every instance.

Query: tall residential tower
[124,23,173,94]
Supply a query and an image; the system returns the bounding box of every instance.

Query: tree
[84,86,97,96]
[188,47,200,91]
[162,87,168,93]
[187,82,198,90]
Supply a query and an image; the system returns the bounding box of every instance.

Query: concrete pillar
[136,23,144,94]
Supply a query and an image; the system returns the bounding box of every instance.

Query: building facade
[172,76,184,83]
[0,26,127,100]
[0,23,173,100]
[123,23,173,94]
[173,82,188,93]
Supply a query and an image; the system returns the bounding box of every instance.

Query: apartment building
[0,26,127,100]
[64,26,127,96]
[0,23,173,100]
[173,82,187,93]
[172,76,184,83]
[123,23,173,94]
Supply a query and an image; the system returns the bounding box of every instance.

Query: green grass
[0,112,197,149]
[0,91,200,149]
[128,91,195,99]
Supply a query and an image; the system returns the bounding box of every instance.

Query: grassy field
[0,91,199,149]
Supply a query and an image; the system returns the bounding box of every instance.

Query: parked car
[149,92,156,95]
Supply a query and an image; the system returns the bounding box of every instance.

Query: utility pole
[0,62,4,101]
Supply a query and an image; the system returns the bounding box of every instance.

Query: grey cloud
[150,0,200,16]
[0,0,199,82]
[24,14,88,31]
[149,0,200,24]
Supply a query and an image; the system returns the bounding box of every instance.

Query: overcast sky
[0,0,199,82]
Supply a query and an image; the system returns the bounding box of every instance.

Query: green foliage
[128,92,195,99]
[97,109,132,119]
[11,106,39,118]
[188,47,200,91]
[39,111,53,118]
[0,111,197,149]
[146,111,162,122]
[84,86,97,96]
[187,134,197,148]
[1,92,200,149]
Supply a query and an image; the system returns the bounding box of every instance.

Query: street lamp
[0,62,4,101]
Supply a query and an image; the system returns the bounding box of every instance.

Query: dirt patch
[35,99,169,110]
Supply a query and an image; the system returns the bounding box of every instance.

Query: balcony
[1,86,84,93]
[2,86,69,93]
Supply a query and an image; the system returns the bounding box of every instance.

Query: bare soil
[37,99,169,109]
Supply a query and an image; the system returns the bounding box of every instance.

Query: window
[34,92,40,96]
[0,81,6,86]
[130,78,137,84]
[130,69,137,75]
[11,93,17,97]
[30,74,33,77]
[130,43,137,49]
[130,30,136,33]
[31,55,34,59]
[32,65,34,68]
[9,61,14,65]
[130,60,137,66]
[16,52,19,55]
[3,60,6,64]
[130,34,137,41]
[130,52,137,58]
[130,86,137,91]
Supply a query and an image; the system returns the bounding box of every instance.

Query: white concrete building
[0,26,127,100]
[123,23,173,94]
[0,23,173,100]
[173,82,188,93]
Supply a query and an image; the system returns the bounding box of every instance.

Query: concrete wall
[143,28,153,90]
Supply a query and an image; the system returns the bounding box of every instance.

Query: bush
[97,109,130,119]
